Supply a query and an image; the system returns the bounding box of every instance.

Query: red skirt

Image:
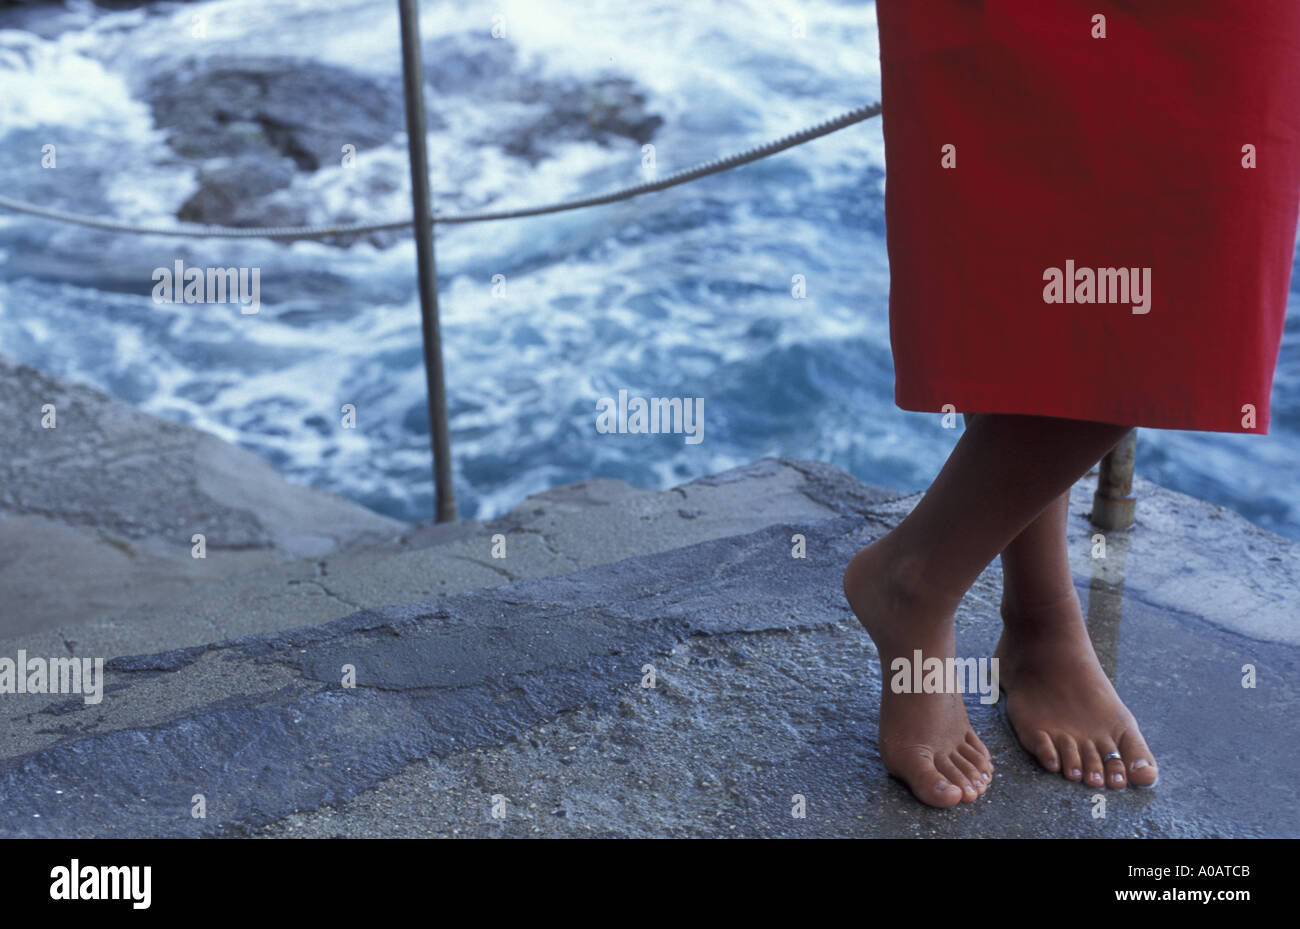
[877,0,1300,433]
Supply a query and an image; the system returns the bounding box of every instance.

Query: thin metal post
[1091,429,1137,530]
[397,0,456,522]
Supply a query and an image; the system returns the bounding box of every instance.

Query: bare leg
[992,477,1160,790]
[843,413,1133,807]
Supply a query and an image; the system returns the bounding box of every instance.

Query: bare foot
[996,590,1159,789]
[843,538,994,808]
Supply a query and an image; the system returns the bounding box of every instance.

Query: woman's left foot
[995,591,1159,789]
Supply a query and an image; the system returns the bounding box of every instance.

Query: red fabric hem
[894,383,1271,435]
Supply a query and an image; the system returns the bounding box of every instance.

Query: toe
[891,752,964,808]
[950,753,987,795]
[963,728,992,759]
[957,741,993,784]
[921,778,964,808]
[1055,734,1083,781]
[1098,738,1127,788]
[962,732,994,778]
[935,757,978,802]
[1025,728,1060,773]
[1118,729,1159,787]
[1080,741,1105,788]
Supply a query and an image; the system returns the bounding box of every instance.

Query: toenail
[936,781,953,792]
[1132,759,1150,769]
[1070,768,1082,778]
[1111,772,1124,784]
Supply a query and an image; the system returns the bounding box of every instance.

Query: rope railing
[0,73,1136,530]
[0,69,882,524]
[0,103,883,239]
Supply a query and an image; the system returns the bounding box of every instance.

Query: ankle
[874,537,964,618]
[999,589,1086,642]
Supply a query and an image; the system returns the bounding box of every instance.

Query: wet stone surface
[0,456,1295,837]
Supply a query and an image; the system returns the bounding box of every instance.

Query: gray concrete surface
[0,354,404,637]
[0,457,1295,837]
[0,456,854,662]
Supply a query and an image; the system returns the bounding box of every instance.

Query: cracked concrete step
[0,354,405,638]
[1,457,897,662]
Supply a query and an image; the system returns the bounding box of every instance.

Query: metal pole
[397,0,456,522]
[1091,429,1137,530]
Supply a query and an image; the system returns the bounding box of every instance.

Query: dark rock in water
[495,77,665,164]
[176,155,308,228]
[423,33,664,164]
[145,55,408,169]
[143,56,409,227]
[138,41,662,233]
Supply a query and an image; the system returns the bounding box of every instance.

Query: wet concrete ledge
[0,453,1296,837]
[0,353,405,639]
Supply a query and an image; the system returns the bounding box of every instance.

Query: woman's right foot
[843,538,994,808]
